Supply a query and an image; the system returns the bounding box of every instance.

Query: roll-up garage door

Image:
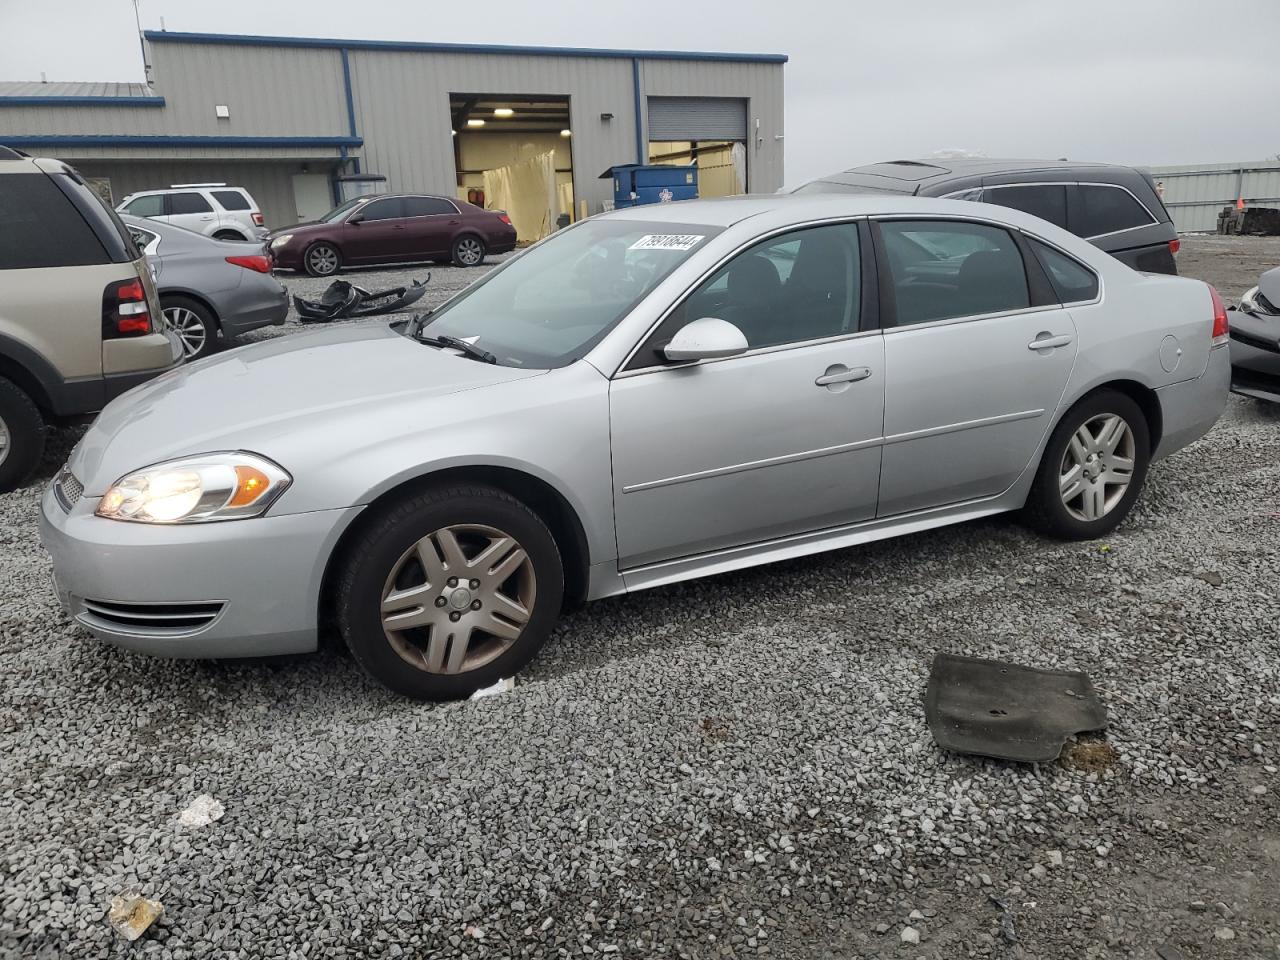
[647,97,747,141]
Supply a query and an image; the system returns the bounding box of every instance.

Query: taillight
[497,213,512,226]
[225,254,273,274]
[102,277,152,338]
[1169,238,1180,256]
[252,212,265,226]
[1208,284,1229,346]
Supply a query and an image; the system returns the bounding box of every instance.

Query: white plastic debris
[178,794,225,828]
[470,677,515,700]
[108,888,164,941]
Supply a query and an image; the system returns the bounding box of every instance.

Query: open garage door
[647,97,747,141]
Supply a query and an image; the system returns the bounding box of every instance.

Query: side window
[404,197,456,217]
[125,194,166,218]
[879,220,1029,326]
[168,192,213,215]
[359,197,404,222]
[0,173,108,269]
[651,223,862,357]
[211,190,251,211]
[984,185,1068,229]
[1029,239,1099,303]
[1071,184,1155,237]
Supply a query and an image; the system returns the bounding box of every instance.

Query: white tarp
[483,151,556,244]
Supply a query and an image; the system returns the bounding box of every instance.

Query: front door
[874,218,1078,516]
[610,222,885,569]
[342,196,408,263]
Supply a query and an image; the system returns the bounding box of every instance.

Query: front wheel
[451,235,486,267]
[336,484,564,700]
[304,242,341,277]
[0,377,45,494]
[1022,389,1150,540]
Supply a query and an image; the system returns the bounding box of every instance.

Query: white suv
[116,184,267,241]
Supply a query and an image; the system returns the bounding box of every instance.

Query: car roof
[811,157,1142,190]
[597,193,1068,229]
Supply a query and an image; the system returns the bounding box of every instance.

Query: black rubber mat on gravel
[924,654,1107,763]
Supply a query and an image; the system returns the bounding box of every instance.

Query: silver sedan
[122,214,288,359]
[42,195,1229,699]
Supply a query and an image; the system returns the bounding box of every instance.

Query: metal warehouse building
[0,31,785,235]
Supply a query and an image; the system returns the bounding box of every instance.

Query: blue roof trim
[0,96,166,107]
[143,30,788,64]
[0,135,363,147]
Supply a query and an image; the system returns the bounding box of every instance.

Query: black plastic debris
[293,277,429,323]
[924,653,1107,763]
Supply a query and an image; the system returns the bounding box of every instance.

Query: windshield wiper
[417,333,497,364]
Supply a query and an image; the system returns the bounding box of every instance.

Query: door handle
[448,219,461,225]
[199,216,214,221]
[1028,333,1073,351]
[815,365,872,387]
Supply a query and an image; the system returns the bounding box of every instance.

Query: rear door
[402,196,459,257]
[166,191,217,235]
[874,217,1077,516]
[342,196,406,263]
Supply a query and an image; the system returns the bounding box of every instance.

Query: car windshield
[418,218,722,368]
[320,198,366,223]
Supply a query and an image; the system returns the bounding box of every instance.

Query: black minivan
[794,159,1180,274]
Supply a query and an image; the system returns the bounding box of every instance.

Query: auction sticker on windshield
[629,234,705,251]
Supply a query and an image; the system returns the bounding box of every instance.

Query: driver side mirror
[662,317,749,362]
[347,213,364,224]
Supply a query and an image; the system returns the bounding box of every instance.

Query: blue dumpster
[600,164,698,208]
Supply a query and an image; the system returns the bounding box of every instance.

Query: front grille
[78,599,225,636]
[1229,328,1280,354]
[53,467,83,512]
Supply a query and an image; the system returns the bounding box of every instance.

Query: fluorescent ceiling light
[467,118,485,127]
[493,108,514,117]
[560,129,572,137]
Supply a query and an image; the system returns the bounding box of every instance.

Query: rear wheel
[304,242,341,277]
[1022,389,1150,540]
[161,295,217,360]
[0,377,45,494]
[213,229,245,242]
[451,235,486,267]
[336,484,564,700]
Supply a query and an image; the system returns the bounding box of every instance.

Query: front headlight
[96,452,291,523]
[269,234,294,250]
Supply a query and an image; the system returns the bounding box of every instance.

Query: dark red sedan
[268,193,518,277]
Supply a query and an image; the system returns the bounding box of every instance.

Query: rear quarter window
[211,190,251,211]
[1029,239,1099,303]
[1071,184,1155,237]
[0,173,109,269]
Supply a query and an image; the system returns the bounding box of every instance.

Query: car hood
[268,220,332,238]
[70,323,543,494]
[1259,265,1280,308]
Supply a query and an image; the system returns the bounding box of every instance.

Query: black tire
[1021,389,1150,540]
[304,242,342,277]
[0,377,46,494]
[161,295,218,361]
[451,234,486,267]
[213,230,246,242]
[336,484,564,700]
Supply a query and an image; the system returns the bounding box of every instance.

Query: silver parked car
[122,215,288,359]
[41,195,1230,700]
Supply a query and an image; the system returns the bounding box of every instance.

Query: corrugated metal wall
[1148,160,1280,233]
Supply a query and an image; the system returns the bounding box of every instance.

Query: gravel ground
[1,239,1278,959]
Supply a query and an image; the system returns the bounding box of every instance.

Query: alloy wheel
[380,523,535,675]
[307,245,339,275]
[162,306,209,359]
[1059,413,1136,522]
[456,238,483,266]
[0,414,9,468]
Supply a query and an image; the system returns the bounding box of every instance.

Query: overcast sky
[3,0,1276,185]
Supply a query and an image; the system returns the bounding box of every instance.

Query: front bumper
[39,482,361,659]
[1153,343,1230,460]
[1228,310,1280,402]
